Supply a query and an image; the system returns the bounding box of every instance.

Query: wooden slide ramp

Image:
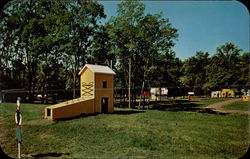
[45,97,95,119]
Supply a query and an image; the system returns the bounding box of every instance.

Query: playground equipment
[44,64,116,119]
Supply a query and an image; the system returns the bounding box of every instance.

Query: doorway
[101,98,108,113]
[47,108,51,117]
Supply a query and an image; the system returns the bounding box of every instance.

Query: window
[102,81,107,88]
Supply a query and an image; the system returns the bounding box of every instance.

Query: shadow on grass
[112,110,145,115]
[54,110,145,121]
[145,101,228,115]
[166,107,228,115]
[115,100,193,108]
[54,113,99,121]
[152,103,199,110]
[31,152,70,158]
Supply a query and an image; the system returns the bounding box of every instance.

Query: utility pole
[128,57,131,109]
[73,65,76,99]
[72,54,76,99]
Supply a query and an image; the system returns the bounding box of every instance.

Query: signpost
[15,97,22,159]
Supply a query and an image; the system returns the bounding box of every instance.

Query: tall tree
[0,0,106,101]
[238,52,250,88]
[180,51,209,95]
[107,0,145,108]
[41,0,106,98]
[88,25,115,66]
[206,42,242,89]
[137,13,179,102]
[0,0,44,101]
[107,0,178,108]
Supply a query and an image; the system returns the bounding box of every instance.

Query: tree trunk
[128,57,131,109]
[31,61,36,103]
[138,81,144,109]
[27,60,33,103]
[138,58,149,109]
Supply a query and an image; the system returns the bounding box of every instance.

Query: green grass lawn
[222,101,250,111]
[0,101,249,159]
[192,98,234,106]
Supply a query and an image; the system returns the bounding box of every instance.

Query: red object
[141,91,150,97]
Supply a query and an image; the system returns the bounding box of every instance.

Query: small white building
[241,89,250,96]
[150,88,158,100]
[187,92,195,100]
[150,88,168,100]
[188,92,195,95]
[211,91,221,98]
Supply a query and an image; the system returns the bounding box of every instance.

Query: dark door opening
[47,109,51,116]
[226,92,228,98]
[101,98,108,113]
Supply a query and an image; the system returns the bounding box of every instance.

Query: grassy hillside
[0,100,248,159]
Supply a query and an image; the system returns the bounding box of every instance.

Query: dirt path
[204,98,250,115]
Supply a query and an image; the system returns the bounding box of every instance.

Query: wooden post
[18,142,21,159]
[15,97,22,159]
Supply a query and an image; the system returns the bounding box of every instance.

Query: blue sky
[98,0,249,59]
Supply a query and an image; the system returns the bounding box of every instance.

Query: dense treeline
[0,0,249,103]
[181,47,249,95]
